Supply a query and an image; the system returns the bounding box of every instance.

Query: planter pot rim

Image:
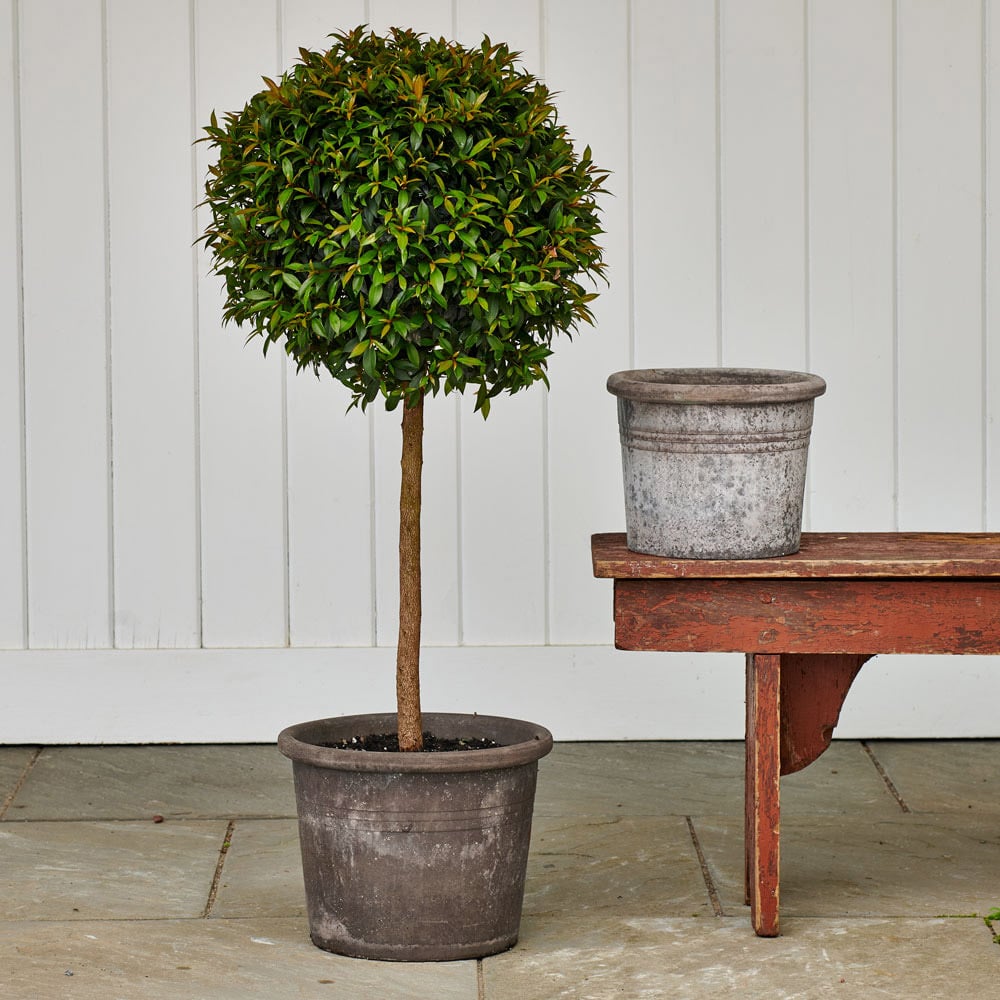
[607,367,827,405]
[278,711,553,774]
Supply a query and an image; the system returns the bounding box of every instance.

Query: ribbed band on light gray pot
[607,368,827,559]
[278,712,553,962]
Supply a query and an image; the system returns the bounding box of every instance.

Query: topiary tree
[200,26,607,751]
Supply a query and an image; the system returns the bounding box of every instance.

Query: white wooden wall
[3,0,1000,742]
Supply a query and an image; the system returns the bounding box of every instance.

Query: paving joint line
[685,816,724,917]
[477,958,486,999]
[0,747,42,821]
[860,741,911,813]
[203,819,237,918]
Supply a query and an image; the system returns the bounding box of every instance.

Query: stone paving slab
[0,820,227,920]
[694,813,1000,918]
[0,748,36,810]
[536,741,900,820]
[525,815,712,919]
[482,915,1000,999]
[4,745,296,821]
[866,739,1000,814]
[211,819,305,919]
[535,742,745,818]
[0,917,478,1000]
[779,741,902,817]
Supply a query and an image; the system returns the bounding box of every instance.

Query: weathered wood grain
[613,578,1000,655]
[746,653,781,937]
[779,654,871,774]
[593,532,1000,579]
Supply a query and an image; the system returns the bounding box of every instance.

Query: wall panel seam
[101,0,116,648]
[368,410,377,646]
[891,0,900,531]
[625,0,635,371]
[802,0,811,374]
[277,0,291,647]
[983,0,991,528]
[191,0,205,648]
[801,0,811,529]
[714,0,723,362]
[455,402,465,645]
[540,0,551,645]
[451,0,463,646]
[12,0,27,647]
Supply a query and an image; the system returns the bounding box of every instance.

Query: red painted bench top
[592,530,1000,578]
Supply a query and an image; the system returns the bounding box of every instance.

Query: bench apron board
[592,531,1000,937]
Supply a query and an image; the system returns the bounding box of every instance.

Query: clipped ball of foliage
[200,25,608,414]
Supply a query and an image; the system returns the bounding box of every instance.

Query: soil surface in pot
[322,732,502,752]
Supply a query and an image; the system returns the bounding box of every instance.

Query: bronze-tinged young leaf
[199,24,608,415]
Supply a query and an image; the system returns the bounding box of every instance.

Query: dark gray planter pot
[277,712,553,962]
[607,368,826,559]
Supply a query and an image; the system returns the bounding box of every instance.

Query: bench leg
[745,652,780,937]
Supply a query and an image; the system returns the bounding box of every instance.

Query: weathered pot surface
[606,367,827,405]
[278,712,552,962]
[607,368,826,560]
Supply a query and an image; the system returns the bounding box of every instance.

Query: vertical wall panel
[108,0,199,648]
[20,0,111,648]
[545,0,631,644]
[0,0,24,648]
[719,0,807,367]
[281,0,375,647]
[632,0,718,368]
[456,0,540,63]
[896,0,984,529]
[196,0,288,647]
[806,0,896,530]
[369,0,452,37]
[282,0,364,53]
[369,0,461,648]
[456,0,546,646]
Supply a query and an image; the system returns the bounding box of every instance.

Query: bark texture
[396,397,424,751]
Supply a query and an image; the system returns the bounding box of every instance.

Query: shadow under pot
[607,367,827,560]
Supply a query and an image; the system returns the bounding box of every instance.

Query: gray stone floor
[1,740,997,999]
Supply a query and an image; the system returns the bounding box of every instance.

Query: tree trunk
[396,396,424,751]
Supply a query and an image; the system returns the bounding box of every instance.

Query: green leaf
[198,25,608,414]
[362,346,377,377]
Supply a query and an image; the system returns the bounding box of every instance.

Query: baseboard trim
[2,646,997,743]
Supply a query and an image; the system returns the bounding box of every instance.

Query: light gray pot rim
[278,711,553,774]
[607,367,827,405]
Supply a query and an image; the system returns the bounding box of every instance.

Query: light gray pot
[607,368,826,559]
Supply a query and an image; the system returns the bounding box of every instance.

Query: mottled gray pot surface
[608,368,826,559]
[278,713,552,962]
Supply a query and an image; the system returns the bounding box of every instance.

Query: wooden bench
[591,530,1000,936]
